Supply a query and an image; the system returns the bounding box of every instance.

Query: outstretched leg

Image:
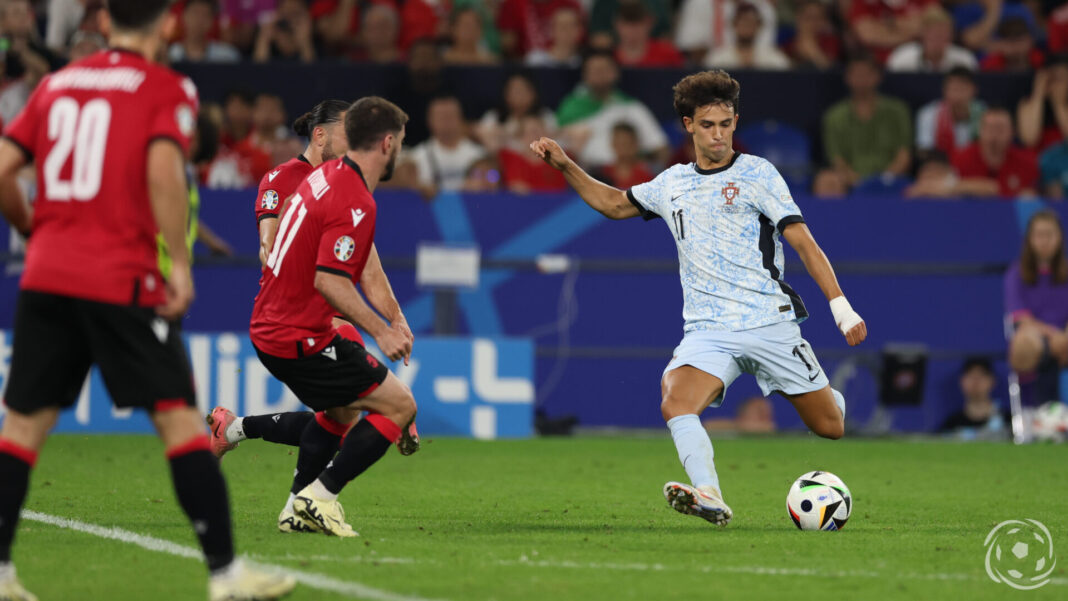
[782,386,845,439]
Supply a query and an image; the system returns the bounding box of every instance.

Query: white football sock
[831,388,846,419]
[224,417,247,444]
[308,479,338,502]
[210,557,242,580]
[282,493,296,514]
[667,414,720,492]
[0,562,14,581]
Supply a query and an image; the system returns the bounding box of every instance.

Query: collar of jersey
[297,154,311,165]
[342,155,368,188]
[693,151,740,175]
[105,46,146,60]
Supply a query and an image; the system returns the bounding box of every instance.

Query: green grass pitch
[13,434,1068,600]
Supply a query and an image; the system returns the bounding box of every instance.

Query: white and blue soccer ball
[786,471,852,531]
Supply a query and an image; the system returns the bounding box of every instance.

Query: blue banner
[0,331,534,438]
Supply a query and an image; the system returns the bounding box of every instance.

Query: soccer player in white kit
[530,70,866,526]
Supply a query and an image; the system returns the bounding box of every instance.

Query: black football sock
[241,411,316,446]
[317,415,397,495]
[167,437,234,572]
[0,440,36,563]
[289,415,345,495]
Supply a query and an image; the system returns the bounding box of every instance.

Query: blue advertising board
[0,331,534,438]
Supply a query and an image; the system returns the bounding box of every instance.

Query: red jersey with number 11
[250,156,377,358]
[3,49,198,306]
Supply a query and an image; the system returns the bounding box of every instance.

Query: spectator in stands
[595,122,655,189]
[1005,210,1068,400]
[350,3,401,63]
[950,0,1043,53]
[938,357,1009,440]
[886,5,978,72]
[848,0,932,63]
[498,116,568,194]
[443,6,499,65]
[1017,56,1068,153]
[1051,4,1068,54]
[67,30,105,62]
[386,37,451,145]
[218,0,275,54]
[498,0,583,60]
[169,0,241,63]
[45,0,87,55]
[311,0,362,56]
[915,67,985,158]
[675,0,776,65]
[704,2,789,70]
[822,55,912,187]
[0,0,58,127]
[1039,140,1068,198]
[462,156,503,192]
[812,168,848,198]
[950,107,1038,197]
[613,0,682,67]
[219,90,254,149]
[475,72,557,154]
[980,17,1043,72]
[904,152,958,198]
[402,95,487,195]
[588,0,672,50]
[784,0,841,70]
[556,50,669,168]
[252,0,316,63]
[524,5,584,68]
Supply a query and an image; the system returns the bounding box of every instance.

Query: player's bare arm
[781,222,867,346]
[529,137,639,219]
[314,270,412,362]
[259,193,292,266]
[0,139,32,236]
[148,139,194,320]
[360,244,412,340]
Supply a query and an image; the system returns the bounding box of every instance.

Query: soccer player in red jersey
[0,2,294,600]
[207,99,417,533]
[249,96,415,537]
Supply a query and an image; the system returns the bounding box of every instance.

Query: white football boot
[663,481,733,526]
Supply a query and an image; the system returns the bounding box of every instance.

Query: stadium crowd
[3,0,1068,197]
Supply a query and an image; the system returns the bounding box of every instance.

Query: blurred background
[1,0,1067,442]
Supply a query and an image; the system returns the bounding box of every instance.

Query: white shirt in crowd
[407,138,487,191]
[886,42,978,72]
[46,0,85,51]
[705,45,791,70]
[675,0,777,53]
[569,99,668,168]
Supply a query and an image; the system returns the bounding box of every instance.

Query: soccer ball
[786,471,852,531]
[1030,401,1068,443]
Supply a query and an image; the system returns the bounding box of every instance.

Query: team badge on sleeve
[175,104,196,137]
[334,236,355,261]
[261,190,279,210]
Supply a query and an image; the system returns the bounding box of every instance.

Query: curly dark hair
[672,70,740,124]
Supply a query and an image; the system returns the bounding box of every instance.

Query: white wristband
[829,296,863,335]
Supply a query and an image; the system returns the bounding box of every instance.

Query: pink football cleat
[206,406,239,458]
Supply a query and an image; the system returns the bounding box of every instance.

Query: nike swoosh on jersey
[267,169,281,182]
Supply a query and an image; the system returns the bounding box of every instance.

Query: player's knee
[396,391,417,423]
[660,393,693,422]
[815,416,844,440]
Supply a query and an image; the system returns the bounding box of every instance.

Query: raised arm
[0,140,32,236]
[530,137,639,219]
[781,222,867,346]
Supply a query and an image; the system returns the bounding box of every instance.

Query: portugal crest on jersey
[334,235,355,261]
[722,182,739,205]
[261,189,279,210]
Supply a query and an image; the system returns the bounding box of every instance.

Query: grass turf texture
[14,434,1067,600]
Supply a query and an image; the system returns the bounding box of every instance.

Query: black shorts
[4,291,196,414]
[254,335,389,412]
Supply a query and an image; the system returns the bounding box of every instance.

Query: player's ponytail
[292,99,352,137]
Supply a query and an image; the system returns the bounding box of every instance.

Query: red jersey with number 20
[255,154,312,226]
[250,156,377,358]
[3,49,198,306]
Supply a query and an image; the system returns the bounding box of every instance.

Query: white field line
[21,510,444,601]
[256,551,1068,586]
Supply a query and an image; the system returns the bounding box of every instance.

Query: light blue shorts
[664,321,829,407]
